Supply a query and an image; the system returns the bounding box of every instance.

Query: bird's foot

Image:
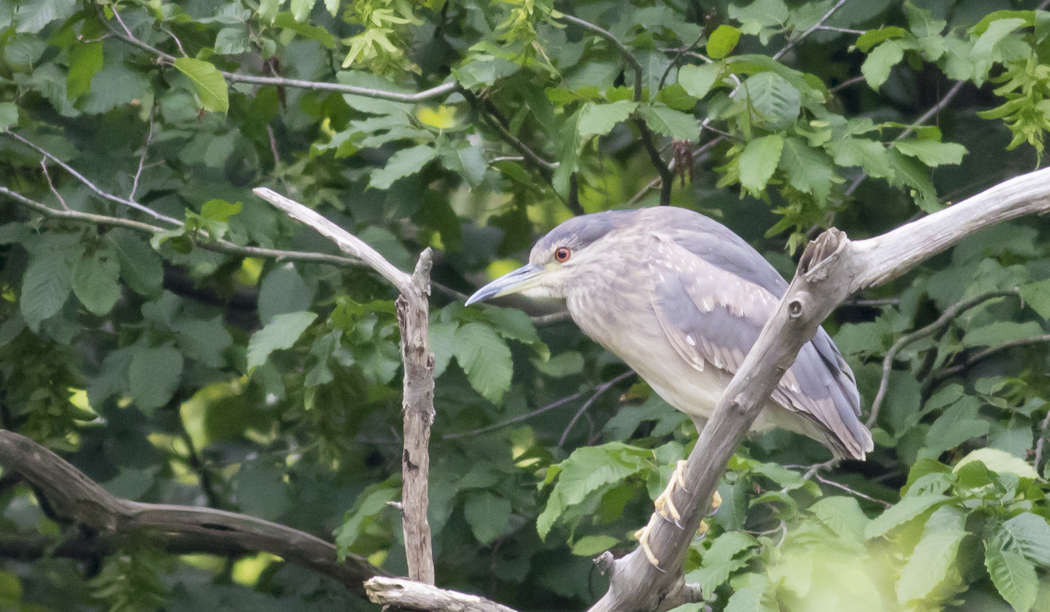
[633,514,664,569]
[653,460,690,524]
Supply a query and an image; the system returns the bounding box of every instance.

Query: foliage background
[2,0,1050,610]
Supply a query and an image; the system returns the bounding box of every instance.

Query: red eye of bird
[554,247,572,263]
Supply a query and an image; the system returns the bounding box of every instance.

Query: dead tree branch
[253,188,437,584]
[0,430,383,597]
[587,166,1050,612]
[365,577,520,612]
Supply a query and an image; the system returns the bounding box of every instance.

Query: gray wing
[647,236,872,459]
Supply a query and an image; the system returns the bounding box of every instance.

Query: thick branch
[589,166,1050,611]
[365,577,519,612]
[0,430,382,596]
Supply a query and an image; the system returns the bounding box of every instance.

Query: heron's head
[465,210,635,305]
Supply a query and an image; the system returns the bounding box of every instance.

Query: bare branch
[932,334,1050,384]
[0,430,383,596]
[365,577,519,612]
[898,81,967,140]
[867,290,1019,428]
[814,475,891,508]
[558,371,635,447]
[588,166,1050,611]
[774,0,850,60]
[1034,409,1050,468]
[4,131,182,226]
[130,106,157,201]
[253,188,437,584]
[39,159,68,210]
[560,14,644,102]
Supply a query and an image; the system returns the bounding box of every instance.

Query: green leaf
[706,25,741,60]
[738,134,784,197]
[71,252,121,316]
[896,505,968,605]
[638,105,700,141]
[129,343,184,413]
[108,231,162,296]
[856,26,908,53]
[739,72,800,129]
[995,513,1050,568]
[14,0,76,34]
[533,351,585,378]
[777,136,835,203]
[334,481,399,557]
[451,322,513,403]
[200,199,242,222]
[20,252,71,331]
[463,492,512,544]
[173,57,230,115]
[724,585,777,612]
[172,317,232,368]
[537,443,650,539]
[809,496,870,543]
[861,41,904,89]
[258,265,314,323]
[290,0,315,21]
[954,448,1040,479]
[865,494,949,539]
[577,101,638,138]
[484,307,542,346]
[963,321,1044,347]
[571,535,619,556]
[985,548,1038,612]
[691,531,758,595]
[1019,279,1050,320]
[456,144,488,187]
[0,103,17,130]
[369,145,437,190]
[827,138,894,179]
[678,63,722,99]
[893,140,967,167]
[66,41,103,100]
[247,311,318,371]
[429,321,457,378]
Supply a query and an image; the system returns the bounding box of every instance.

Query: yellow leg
[636,461,724,567]
[633,514,662,567]
[653,460,689,522]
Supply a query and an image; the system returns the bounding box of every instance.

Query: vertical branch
[397,250,436,585]
[253,188,436,583]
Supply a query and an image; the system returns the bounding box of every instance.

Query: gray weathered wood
[365,576,520,612]
[588,166,1050,611]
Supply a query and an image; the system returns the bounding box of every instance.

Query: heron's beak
[465,263,546,306]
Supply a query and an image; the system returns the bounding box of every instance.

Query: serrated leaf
[0,102,17,130]
[706,25,741,59]
[456,144,487,187]
[536,443,650,539]
[638,105,700,141]
[172,317,233,368]
[738,134,783,197]
[738,72,800,129]
[865,494,949,539]
[893,140,967,167]
[896,505,968,605]
[452,322,512,403]
[571,535,619,556]
[129,343,184,413]
[954,448,1040,479]
[577,101,638,138]
[259,265,314,324]
[1019,279,1050,320]
[677,63,721,100]
[810,496,870,543]
[463,492,511,544]
[777,136,835,203]
[862,41,903,89]
[173,57,229,115]
[108,230,162,296]
[429,321,457,378]
[369,145,437,190]
[484,307,541,345]
[20,252,71,331]
[963,321,1044,347]
[827,138,894,179]
[692,531,758,595]
[290,0,314,21]
[247,311,318,371]
[985,547,1038,612]
[200,199,242,222]
[71,252,121,316]
[856,26,908,53]
[67,41,103,100]
[14,0,76,34]
[996,513,1050,568]
[724,585,777,612]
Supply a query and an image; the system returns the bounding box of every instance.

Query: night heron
[465,207,873,562]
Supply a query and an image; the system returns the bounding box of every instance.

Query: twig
[773,0,850,60]
[814,475,891,508]
[40,159,68,210]
[932,334,1050,383]
[3,185,467,302]
[830,75,867,93]
[635,119,675,206]
[561,14,644,102]
[0,430,383,596]
[4,131,182,226]
[130,106,157,202]
[898,81,967,140]
[866,290,1018,428]
[1033,409,1050,469]
[444,389,586,439]
[558,371,636,447]
[266,125,281,165]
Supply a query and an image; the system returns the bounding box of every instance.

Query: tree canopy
[2,0,1050,610]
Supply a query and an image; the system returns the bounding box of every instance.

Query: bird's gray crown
[531,209,636,262]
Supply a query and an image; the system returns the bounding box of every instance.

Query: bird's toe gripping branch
[634,461,723,568]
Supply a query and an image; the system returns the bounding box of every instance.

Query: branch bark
[0,430,383,597]
[365,577,519,612]
[588,166,1050,611]
[253,187,437,584]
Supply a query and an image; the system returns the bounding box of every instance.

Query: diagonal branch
[0,430,383,597]
[588,165,1050,612]
[773,0,850,60]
